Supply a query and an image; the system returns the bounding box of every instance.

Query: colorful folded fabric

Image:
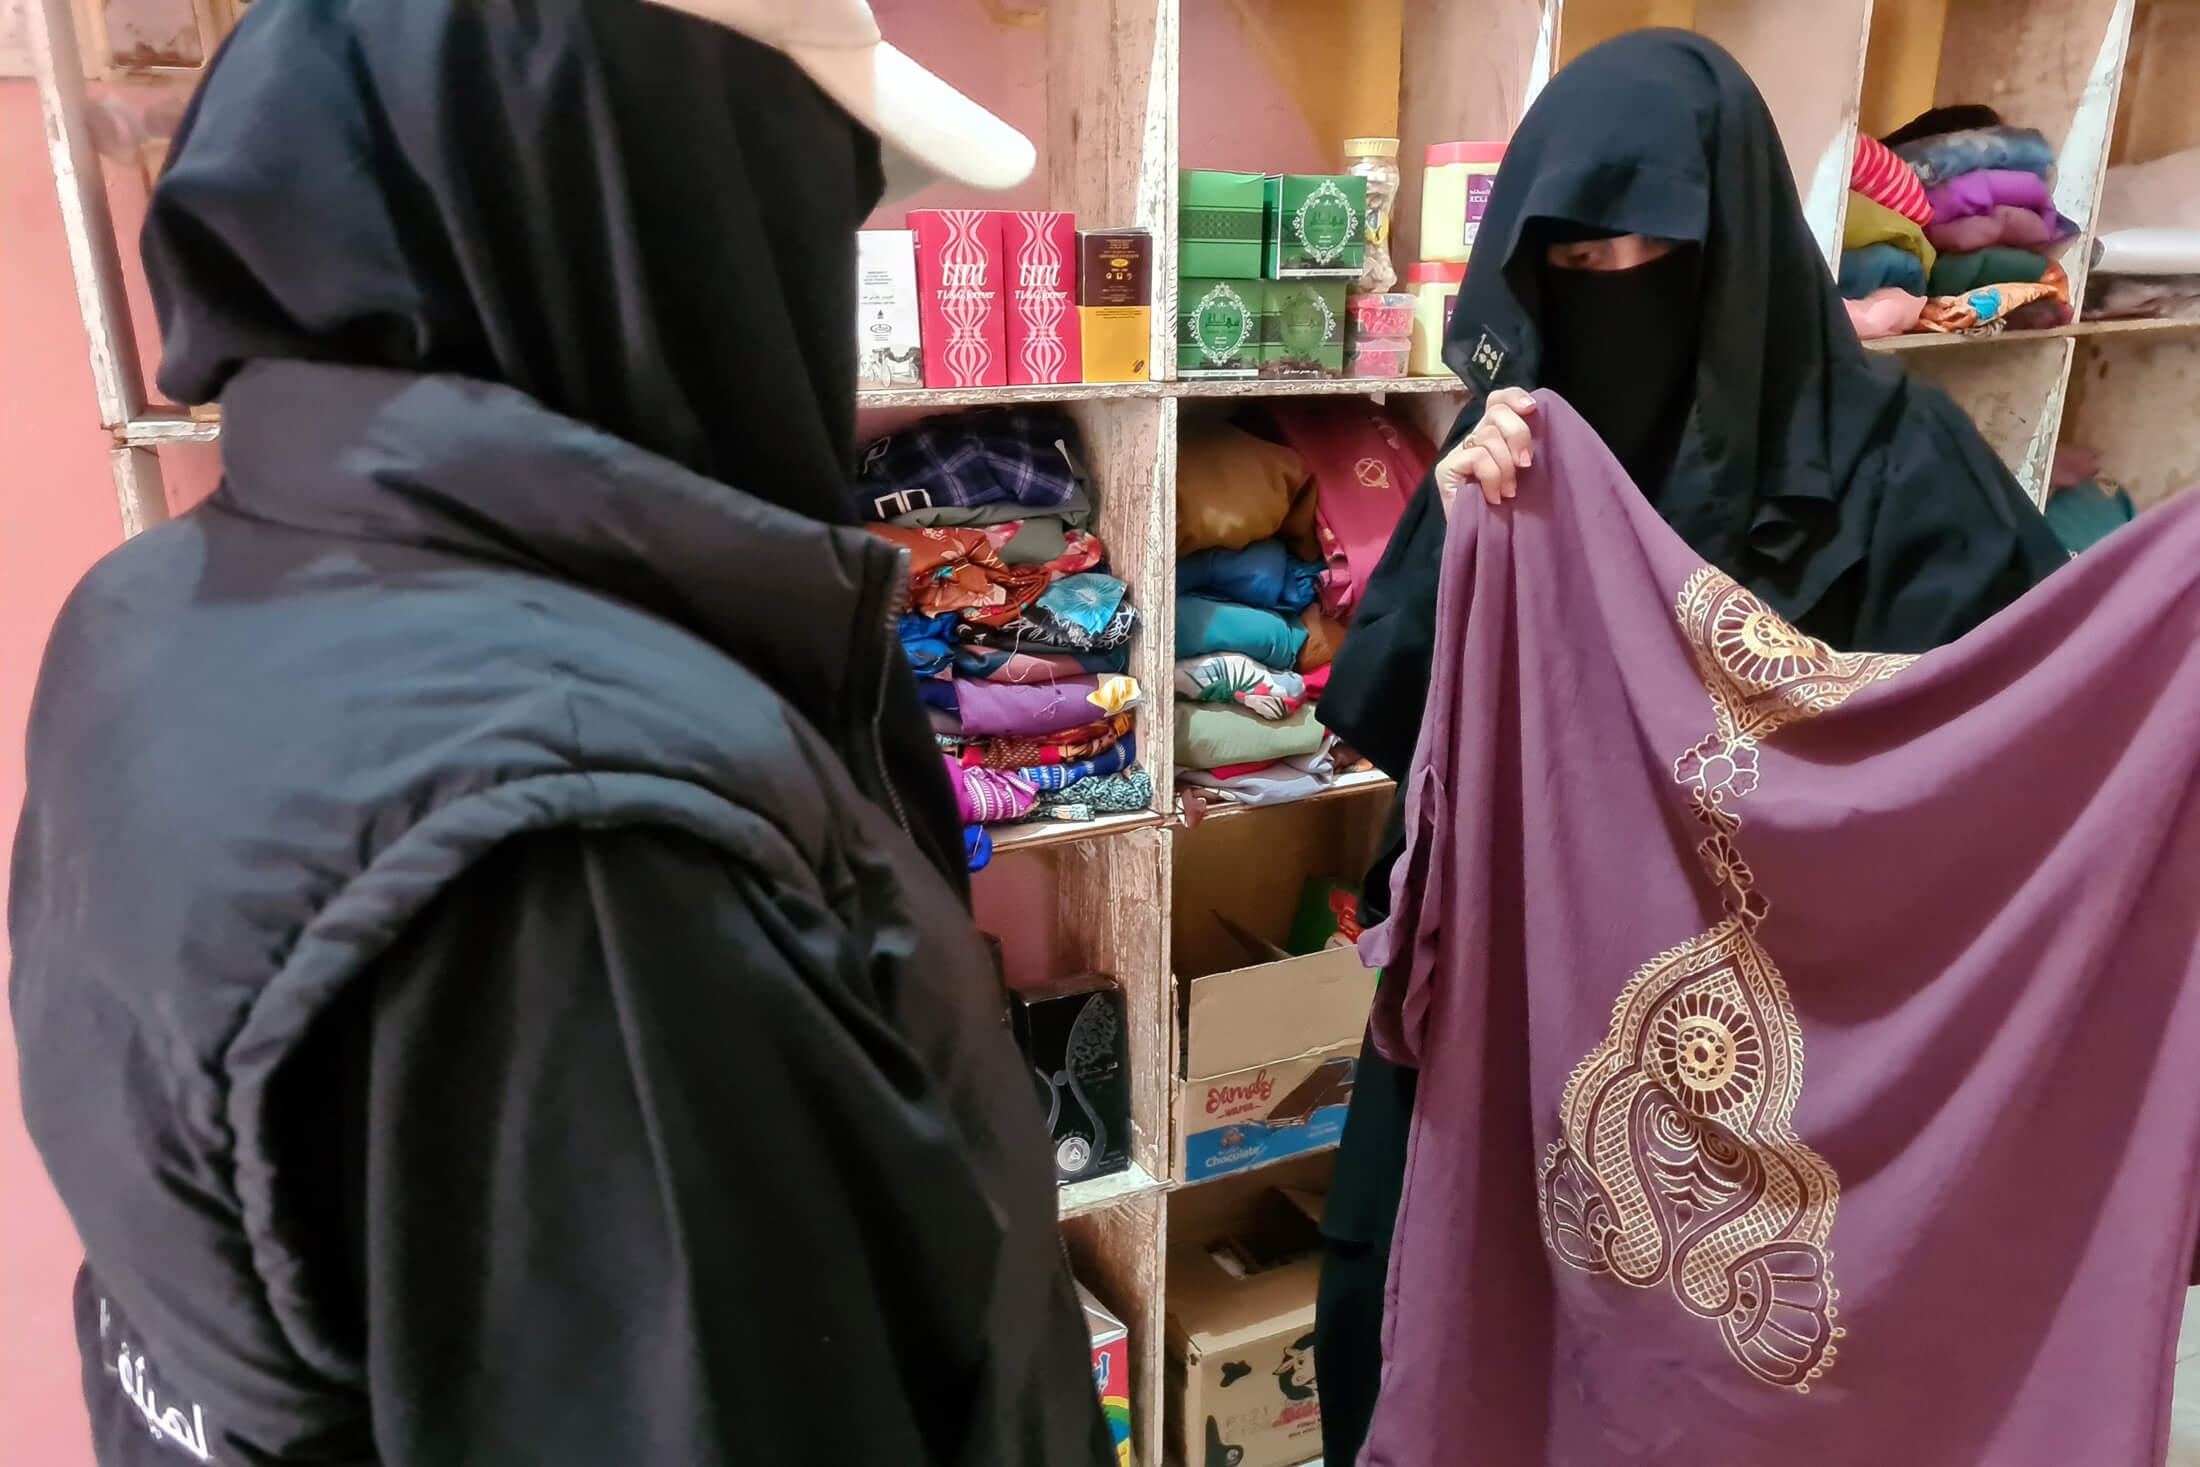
[1175,702,1328,771]
[1926,248,2048,297]
[1178,749,1339,807]
[870,524,1050,618]
[964,824,993,872]
[1300,662,1334,698]
[997,598,1138,651]
[1177,540,1324,613]
[1892,125,2055,190]
[1176,421,1313,556]
[943,754,1038,825]
[1923,168,2056,225]
[2002,298,2072,332]
[898,611,960,676]
[1842,194,1937,275]
[1844,288,1927,341]
[1918,262,2070,334]
[1269,398,1432,619]
[1035,573,1128,635]
[1298,607,1347,671]
[1176,596,1308,668]
[1850,134,1932,224]
[956,647,1128,684]
[1035,766,1154,814]
[955,715,1134,772]
[1926,204,2062,255]
[953,675,1143,738]
[982,521,1103,577]
[1175,653,1310,720]
[859,411,1085,521]
[1838,242,1927,299]
[1018,737,1138,792]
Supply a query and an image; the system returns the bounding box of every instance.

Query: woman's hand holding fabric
[1437,388,1539,515]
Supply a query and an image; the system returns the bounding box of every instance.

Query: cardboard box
[1013,974,1131,1183]
[1180,170,1267,279]
[1178,277,1261,379]
[1257,280,1346,380]
[1166,1201,1326,1467]
[1004,210,1082,386]
[1079,1283,1135,1467]
[910,208,1007,388]
[1262,174,1369,280]
[1080,306,1151,383]
[1175,939,1376,1179]
[1079,229,1153,307]
[854,230,924,391]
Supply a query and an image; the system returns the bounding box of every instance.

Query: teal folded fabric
[1927,248,2048,297]
[2044,482,2135,556]
[1176,595,1308,668]
[1839,243,1927,299]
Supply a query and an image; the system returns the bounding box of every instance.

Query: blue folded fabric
[913,676,960,713]
[1175,595,1308,669]
[1035,573,1129,634]
[898,611,960,676]
[1017,735,1139,792]
[1892,126,2055,191]
[1177,540,1324,614]
[857,411,1085,520]
[1839,243,1927,299]
[964,825,994,872]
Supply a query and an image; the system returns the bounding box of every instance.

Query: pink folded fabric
[943,754,1038,824]
[1850,135,1932,225]
[1844,288,1926,340]
[1927,203,2057,255]
[1925,169,2054,224]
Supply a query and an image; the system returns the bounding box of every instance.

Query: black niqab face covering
[1534,244,1702,500]
[144,0,886,523]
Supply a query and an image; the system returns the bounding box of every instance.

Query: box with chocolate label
[1173,926,1375,1179]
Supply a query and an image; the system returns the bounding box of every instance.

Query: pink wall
[2,79,118,1467]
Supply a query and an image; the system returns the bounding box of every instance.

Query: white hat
[643,0,1038,201]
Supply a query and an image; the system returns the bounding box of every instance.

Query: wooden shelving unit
[30,1,2198,1463]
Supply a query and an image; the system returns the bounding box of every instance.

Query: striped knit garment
[1853,135,1934,225]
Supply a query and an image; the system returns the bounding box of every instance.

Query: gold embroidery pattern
[1536,570,1915,1392]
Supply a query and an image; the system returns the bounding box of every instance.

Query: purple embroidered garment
[1360,393,2200,1465]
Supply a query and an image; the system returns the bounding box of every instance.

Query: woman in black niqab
[1313,31,2067,1467]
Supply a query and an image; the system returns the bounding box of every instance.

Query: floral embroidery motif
[1537,570,1917,1392]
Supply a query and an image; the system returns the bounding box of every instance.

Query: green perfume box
[1259,280,1346,378]
[1179,170,1267,280]
[1263,174,1368,280]
[1178,277,1262,378]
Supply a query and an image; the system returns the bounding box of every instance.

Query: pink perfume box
[910,209,1007,389]
[1004,211,1084,386]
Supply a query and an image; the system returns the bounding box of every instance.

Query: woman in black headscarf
[1311,30,2066,1466]
[12,3,1113,1464]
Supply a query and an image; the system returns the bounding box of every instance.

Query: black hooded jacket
[10,3,1109,1464]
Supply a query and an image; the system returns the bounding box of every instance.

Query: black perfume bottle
[1010,974,1131,1183]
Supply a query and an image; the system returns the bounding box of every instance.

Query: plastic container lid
[1343,137,1401,158]
[1424,141,1507,167]
[1407,261,1469,284]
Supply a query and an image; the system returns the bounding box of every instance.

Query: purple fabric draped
[1359,393,2200,1466]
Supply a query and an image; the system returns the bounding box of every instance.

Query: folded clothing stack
[2044,445,2135,557]
[2085,145,2200,323]
[1171,401,1430,807]
[1889,106,2074,335]
[861,411,1150,854]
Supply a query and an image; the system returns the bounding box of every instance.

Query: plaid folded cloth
[858,410,1087,521]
